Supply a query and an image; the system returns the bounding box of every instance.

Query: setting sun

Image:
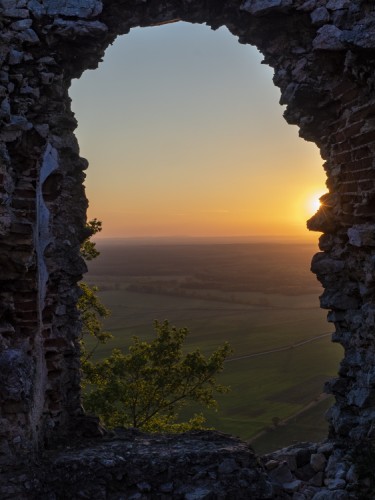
[71,23,328,243]
[306,190,326,217]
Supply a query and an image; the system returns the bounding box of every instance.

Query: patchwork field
[85,241,343,452]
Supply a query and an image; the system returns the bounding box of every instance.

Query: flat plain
[85,241,342,452]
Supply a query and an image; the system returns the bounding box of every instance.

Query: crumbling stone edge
[0,429,372,499]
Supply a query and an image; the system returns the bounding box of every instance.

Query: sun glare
[306,190,325,217]
[310,196,321,213]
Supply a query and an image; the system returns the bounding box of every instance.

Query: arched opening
[72,22,326,241]
[70,21,342,452]
[3,1,374,475]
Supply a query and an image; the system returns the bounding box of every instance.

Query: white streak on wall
[37,143,58,309]
[30,143,59,447]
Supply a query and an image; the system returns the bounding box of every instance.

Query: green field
[251,396,334,454]
[85,242,343,449]
[88,287,331,357]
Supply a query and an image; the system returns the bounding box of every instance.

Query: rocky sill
[0,429,372,499]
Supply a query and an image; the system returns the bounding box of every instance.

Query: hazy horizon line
[93,234,320,246]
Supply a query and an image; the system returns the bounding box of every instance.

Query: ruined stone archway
[1,0,375,467]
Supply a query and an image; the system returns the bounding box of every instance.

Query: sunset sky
[70,22,326,242]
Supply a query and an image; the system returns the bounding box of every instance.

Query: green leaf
[83,320,232,431]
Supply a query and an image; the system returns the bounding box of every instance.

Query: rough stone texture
[2,432,371,499]
[0,430,274,499]
[1,0,375,496]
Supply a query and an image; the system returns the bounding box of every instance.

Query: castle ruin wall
[1,0,375,467]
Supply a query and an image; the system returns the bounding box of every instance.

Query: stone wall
[1,0,375,468]
[0,430,370,498]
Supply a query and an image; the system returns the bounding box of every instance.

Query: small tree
[78,219,112,361]
[78,221,232,432]
[78,282,112,361]
[80,218,102,261]
[83,319,232,432]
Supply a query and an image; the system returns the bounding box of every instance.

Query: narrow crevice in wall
[29,143,59,449]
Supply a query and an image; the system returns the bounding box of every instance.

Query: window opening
[70,22,341,453]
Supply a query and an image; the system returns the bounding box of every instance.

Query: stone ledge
[0,430,273,499]
[1,429,370,499]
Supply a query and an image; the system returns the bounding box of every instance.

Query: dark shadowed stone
[311,7,330,26]
[313,24,346,50]
[45,0,102,17]
[0,430,274,499]
[0,349,32,402]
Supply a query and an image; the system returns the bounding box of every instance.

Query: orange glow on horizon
[86,184,327,243]
[72,24,327,245]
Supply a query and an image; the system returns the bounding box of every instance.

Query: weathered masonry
[1,0,375,472]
